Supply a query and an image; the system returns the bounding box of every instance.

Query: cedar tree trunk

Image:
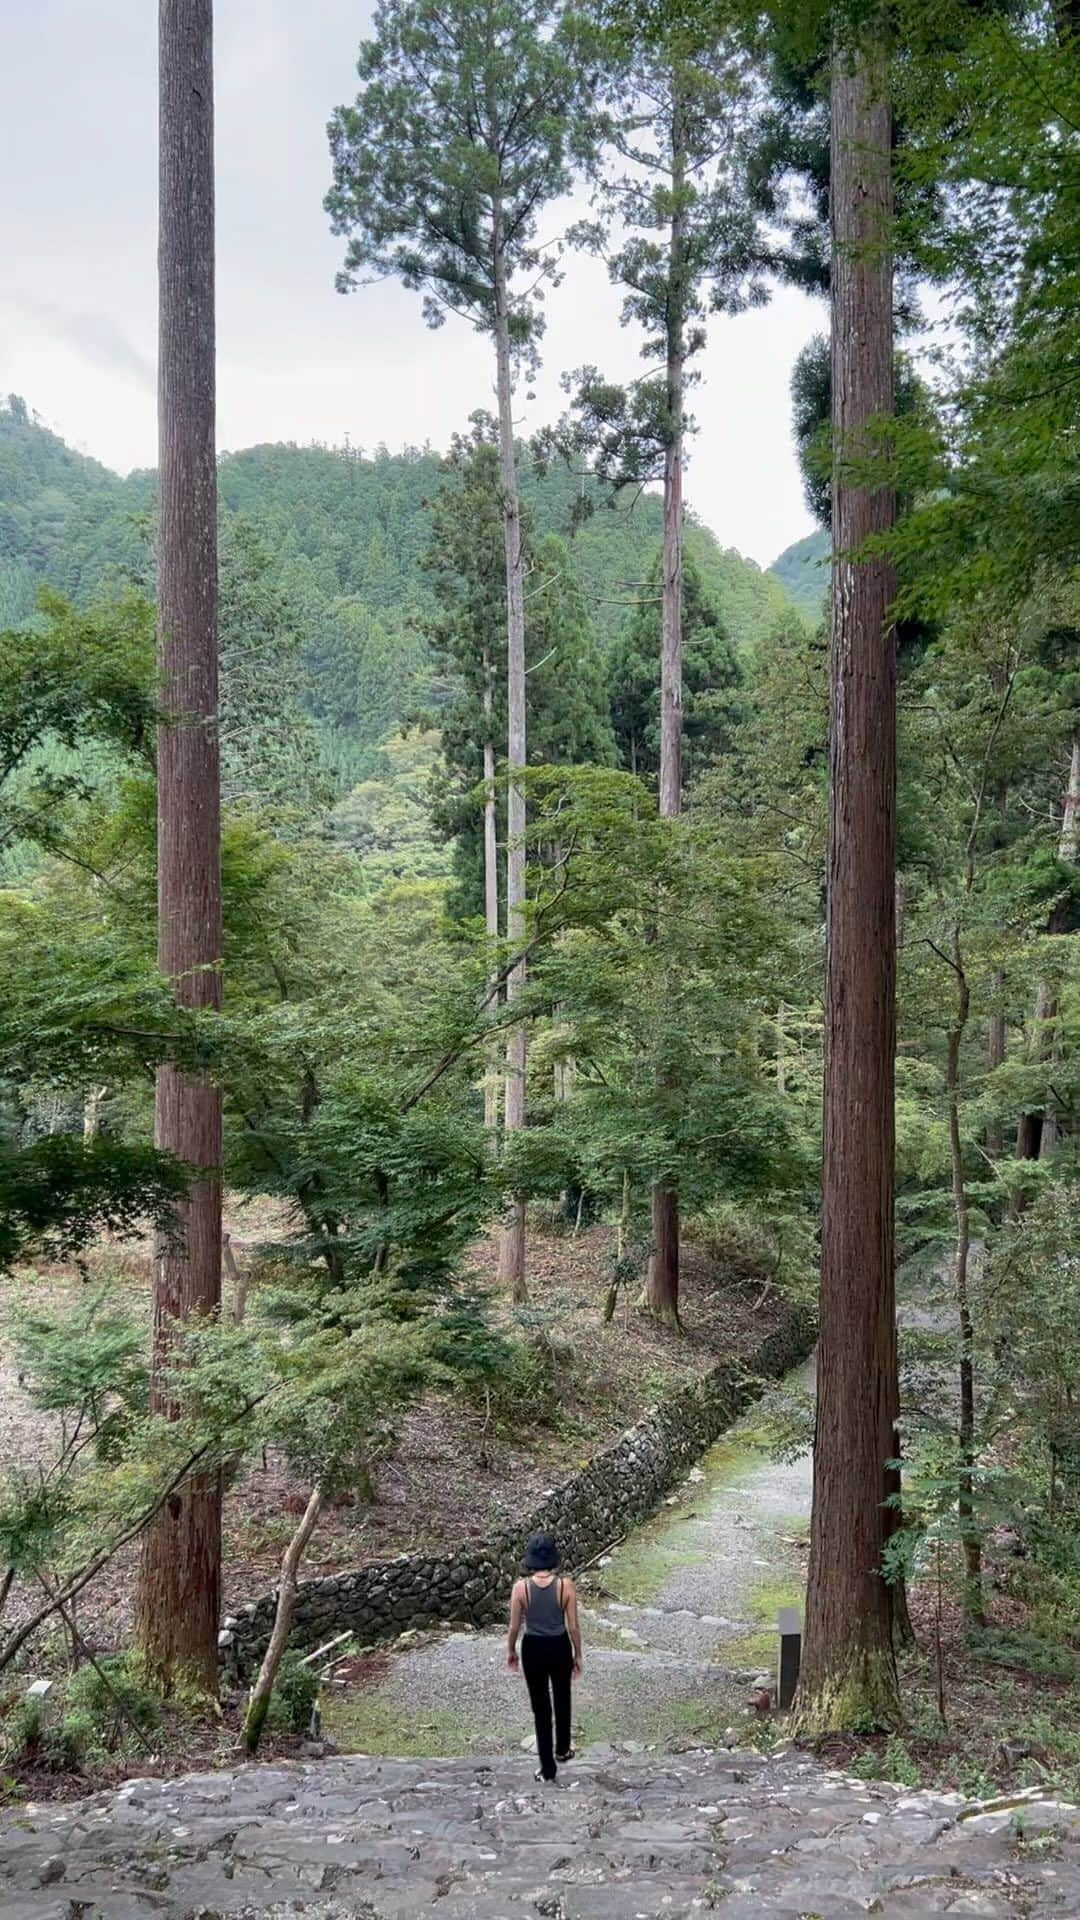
[493,210,528,1302]
[136,0,223,1698]
[482,646,501,1132]
[646,84,686,1330]
[793,25,901,1733]
[1014,737,1079,1171]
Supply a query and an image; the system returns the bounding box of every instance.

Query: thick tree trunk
[945,931,985,1627]
[136,0,223,1700]
[1014,737,1079,1175]
[242,1484,323,1754]
[482,648,501,1133]
[645,88,686,1331]
[493,217,528,1304]
[794,26,900,1734]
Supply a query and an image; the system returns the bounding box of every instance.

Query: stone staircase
[1,1745,1077,1918]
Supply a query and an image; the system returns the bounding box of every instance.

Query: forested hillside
[0,398,791,784]
[769,528,829,622]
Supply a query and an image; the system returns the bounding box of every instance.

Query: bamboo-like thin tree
[135,0,223,1695]
[793,15,901,1733]
[327,0,586,1302]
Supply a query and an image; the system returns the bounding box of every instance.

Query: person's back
[522,1575,565,1637]
[506,1533,582,1783]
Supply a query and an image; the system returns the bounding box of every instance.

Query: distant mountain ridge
[768,527,829,623]
[0,396,804,776]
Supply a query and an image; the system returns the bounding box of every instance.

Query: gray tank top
[523,1576,566,1638]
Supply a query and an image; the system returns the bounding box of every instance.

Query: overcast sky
[1,0,822,568]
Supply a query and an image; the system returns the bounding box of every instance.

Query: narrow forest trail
[321,1356,816,1760]
[4,1322,1078,1916]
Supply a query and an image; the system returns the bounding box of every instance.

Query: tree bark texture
[1014,737,1080,1170]
[482,648,501,1132]
[645,84,687,1330]
[794,28,901,1733]
[136,0,223,1698]
[493,215,528,1303]
[945,931,985,1626]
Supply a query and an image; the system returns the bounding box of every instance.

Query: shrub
[265,1650,319,1736]
[66,1655,161,1745]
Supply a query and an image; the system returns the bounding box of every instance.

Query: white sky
[0,0,822,568]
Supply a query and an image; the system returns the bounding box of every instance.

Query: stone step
[0,1749,1075,1919]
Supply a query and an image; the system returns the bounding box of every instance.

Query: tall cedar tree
[424,428,507,1123]
[426,426,615,920]
[327,0,585,1300]
[136,0,223,1694]
[609,547,743,784]
[793,16,901,1732]
[567,31,761,1323]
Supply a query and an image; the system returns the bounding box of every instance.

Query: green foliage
[423,423,616,911]
[327,729,452,887]
[768,528,828,625]
[217,517,332,820]
[0,1138,188,1272]
[0,401,799,796]
[265,1650,320,1737]
[499,767,808,1229]
[1,1656,161,1775]
[65,1656,162,1745]
[789,332,931,533]
[563,25,765,485]
[327,0,584,368]
[609,547,744,784]
[0,591,156,867]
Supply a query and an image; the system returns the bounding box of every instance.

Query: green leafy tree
[562,19,764,1323]
[328,0,590,1298]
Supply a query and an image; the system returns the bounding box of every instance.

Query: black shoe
[534,1768,558,1783]
[555,1748,575,1763]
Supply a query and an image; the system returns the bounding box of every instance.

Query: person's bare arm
[564,1579,582,1672]
[506,1580,525,1668]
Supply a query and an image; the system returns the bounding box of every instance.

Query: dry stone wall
[219,1306,813,1685]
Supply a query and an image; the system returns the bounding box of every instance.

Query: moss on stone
[789,1647,901,1736]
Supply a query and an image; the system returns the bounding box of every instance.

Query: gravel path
[321,1357,816,1760]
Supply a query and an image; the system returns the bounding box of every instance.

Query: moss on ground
[746,1573,803,1626]
[321,1691,499,1758]
[569,1689,738,1754]
[717,1629,774,1669]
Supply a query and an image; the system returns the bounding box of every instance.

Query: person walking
[506,1531,582,1783]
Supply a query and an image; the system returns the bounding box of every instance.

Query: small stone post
[777,1606,801,1710]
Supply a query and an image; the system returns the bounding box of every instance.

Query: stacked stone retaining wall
[219,1304,814,1684]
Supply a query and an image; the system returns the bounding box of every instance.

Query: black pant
[522,1632,573,1780]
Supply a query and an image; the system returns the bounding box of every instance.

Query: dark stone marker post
[777,1607,802,1710]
